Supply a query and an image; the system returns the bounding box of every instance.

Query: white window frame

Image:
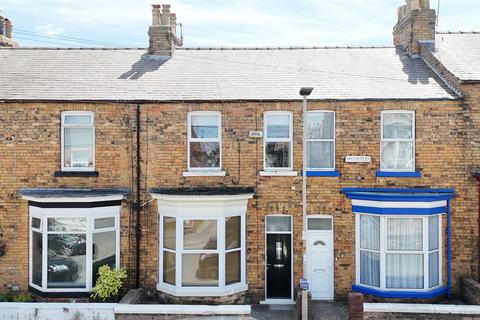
[61,111,95,172]
[355,213,442,292]
[306,111,336,171]
[187,111,222,172]
[28,205,120,293]
[263,111,293,172]
[155,194,251,297]
[380,110,415,172]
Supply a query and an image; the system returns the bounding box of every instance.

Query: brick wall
[0,98,477,303]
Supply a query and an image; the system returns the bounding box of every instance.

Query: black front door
[266,233,292,299]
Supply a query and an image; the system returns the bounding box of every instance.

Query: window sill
[260,171,298,177]
[157,282,248,297]
[303,170,341,177]
[182,171,226,177]
[376,170,421,178]
[352,284,446,299]
[54,171,99,177]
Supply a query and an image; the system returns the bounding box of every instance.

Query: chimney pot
[0,16,5,36]
[161,4,171,26]
[152,4,161,25]
[148,3,181,56]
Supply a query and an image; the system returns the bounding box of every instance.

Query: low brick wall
[364,312,480,319]
[461,277,480,305]
[363,304,480,320]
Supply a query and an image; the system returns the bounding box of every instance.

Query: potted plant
[90,265,127,302]
[0,240,6,257]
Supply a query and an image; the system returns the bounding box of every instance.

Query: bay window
[264,111,293,171]
[153,188,253,297]
[380,111,415,171]
[307,111,335,170]
[29,205,120,292]
[187,112,222,171]
[356,214,442,292]
[61,111,95,171]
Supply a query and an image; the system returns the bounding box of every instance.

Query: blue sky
[1,0,479,48]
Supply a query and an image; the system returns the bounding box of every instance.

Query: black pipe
[135,105,141,288]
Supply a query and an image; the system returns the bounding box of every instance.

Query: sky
[1,0,479,48]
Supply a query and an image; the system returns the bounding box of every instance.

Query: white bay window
[153,189,253,297]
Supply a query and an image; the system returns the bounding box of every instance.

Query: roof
[0,46,457,101]
[342,188,456,202]
[20,188,130,202]
[150,186,255,196]
[434,32,480,81]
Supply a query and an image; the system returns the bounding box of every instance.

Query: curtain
[360,215,380,250]
[360,251,380,287]
[429,251,439,287]
[386,254,423,289]
[380,141,413,170]
[360,215,380,287]
[387,218,422,251]
[429,216,439,251]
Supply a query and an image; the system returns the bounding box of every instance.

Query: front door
[266,233,292,299]
[306,216,334,300]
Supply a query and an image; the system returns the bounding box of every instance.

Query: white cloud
[35,23,64,36]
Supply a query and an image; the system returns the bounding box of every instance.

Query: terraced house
[0,0,479,305]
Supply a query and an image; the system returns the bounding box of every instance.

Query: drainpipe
[300,87,313,277]
[135,105,142,288]
[447,199,452,298]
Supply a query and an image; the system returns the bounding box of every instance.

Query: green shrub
[90,265,127,301]
[0,292,11,302]
[12,294,33,302]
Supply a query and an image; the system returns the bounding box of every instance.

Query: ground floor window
[29,205,120,292]
[356,213,442,291]
[152,189,253,297]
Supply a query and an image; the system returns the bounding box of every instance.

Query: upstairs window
[381,111,415,171]
[61,112,95,171]
[188,112,222,171]
[264,111,293,171]
[307,111,335,171]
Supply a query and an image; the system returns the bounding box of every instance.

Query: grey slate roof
[0,46,457,101]
[434,32,480,81]
[20,188,130,199]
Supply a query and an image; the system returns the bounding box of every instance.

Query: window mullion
[380,216,386,290]
[176,218,183,289]
[423,216,428,290]
[86,215,93,290]
[219,218,225,288]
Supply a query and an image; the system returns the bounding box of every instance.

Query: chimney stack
[0,16,18,47]
[148,4,182,56]
[393,0,436,56]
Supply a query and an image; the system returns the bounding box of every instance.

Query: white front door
[306,216,334,300]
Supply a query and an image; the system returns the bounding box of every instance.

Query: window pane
[266,216,291,232]
[191,115,219,139]
[47,234,86,288]
[48,217,86,232]
[429,216,439,251]
[184,220,217,250]
[94,217,115,229]
[189,142,220,168]
[182,253,219,287]
[32,217,41,229]
[266,115,290,138]
[307,112,334,139]
[64,115,92,125]
[163,217,176,250]
[360,215,380,251]
[163,251,176,285]
[307,218,332,231]
[265,142,291,168]
[64,127,94,168]
[226,216,241,250]
[307,141,334,169]
[386,254,423,289]
[226,251,241,285]
[429,251,439,288]
[92,231,116,285]
[32,231,43,286]
[387,218,422,251]
[360,251,380,287]
[381,141,413,170]
[383,113,413,139]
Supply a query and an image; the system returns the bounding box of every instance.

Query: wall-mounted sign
[346,156,371,163]
[249,131,263,138]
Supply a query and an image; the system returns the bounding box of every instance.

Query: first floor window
[264,111,293,170]
[188,112,222,170]
[61,111,95,171]
[307,111,335,170]
[30,206,119,292]
[380,111,415,171]
[357,213,441,291]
